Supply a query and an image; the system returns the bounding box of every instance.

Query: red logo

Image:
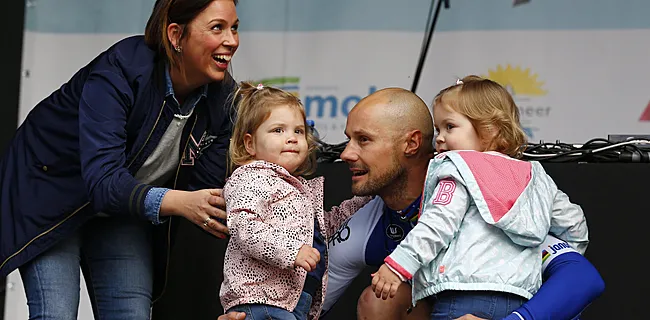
[640,101,650,121]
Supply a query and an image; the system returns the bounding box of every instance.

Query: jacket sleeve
[549,190,589,254]
[323,196,373,238]
[78,65,152,218]
[385,177,469,280]
[504,239,604,320]
[226,174,305,269]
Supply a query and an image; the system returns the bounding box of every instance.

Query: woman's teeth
[213,55,232,63]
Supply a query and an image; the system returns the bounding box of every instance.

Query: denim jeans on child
[429,290,527,320]
[19,216,154,320]
[227,291,313,320]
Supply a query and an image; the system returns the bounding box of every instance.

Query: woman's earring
[174,45,182,53]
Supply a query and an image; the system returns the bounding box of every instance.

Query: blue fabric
[430,291,526,320]
[504,252,605,320]
[0,35,237,290]
[19,216,153,320]
[503,312,526,320]
[144,187,170,225]
[306,218,327,282]
[139,65,209,226]
[365,197,420,267]
[163,62,208,115]
[228,291,313,320]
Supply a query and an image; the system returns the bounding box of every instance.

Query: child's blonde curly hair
[433,75,527,158]
[229,82,317,176]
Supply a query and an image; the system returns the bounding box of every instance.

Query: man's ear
[244,133,255,157]
[404,130,422,157]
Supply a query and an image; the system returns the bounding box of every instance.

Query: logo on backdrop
[258,77,377,143]
[639,101,650,121]
[482,64,550,139]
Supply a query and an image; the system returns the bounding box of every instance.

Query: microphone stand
[410,0,450,93]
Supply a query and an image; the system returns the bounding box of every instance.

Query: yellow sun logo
[482,64,547,96]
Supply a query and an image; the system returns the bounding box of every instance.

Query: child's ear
[244,133,255,157]
[481,125,499,150]
[485,125,499,139]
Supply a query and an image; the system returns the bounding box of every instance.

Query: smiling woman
[146,0,239,97]
[0,0,241,319]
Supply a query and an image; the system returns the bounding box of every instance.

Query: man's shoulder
[353,196,384,217]
[327,197,384,251]
[332,196,385,227]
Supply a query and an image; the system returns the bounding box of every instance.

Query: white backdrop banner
[18,0,650,144]
[7,1,650,316]
[6,0,650,319]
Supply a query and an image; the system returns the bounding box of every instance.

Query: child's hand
[454,315,487,320]
[294,245,320,271]
[217,311,246,320]
[371,264,402,300]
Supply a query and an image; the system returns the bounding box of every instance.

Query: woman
[0,0,239,318]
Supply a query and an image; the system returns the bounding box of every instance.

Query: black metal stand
[410,0,450,93]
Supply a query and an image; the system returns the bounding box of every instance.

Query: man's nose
[340,144,357,162]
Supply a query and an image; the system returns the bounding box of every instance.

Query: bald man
[320,88,604,320]
[321,88,435,319]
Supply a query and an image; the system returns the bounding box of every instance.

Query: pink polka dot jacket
[220,160,372,319]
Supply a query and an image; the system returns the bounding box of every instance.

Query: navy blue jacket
[0,35,236,300]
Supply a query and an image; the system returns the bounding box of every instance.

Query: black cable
[410,0,450,93]
[313,1,451,162]
[522,139,650,163]
[581,138,613,148]
[314,136,349,163]
[315,135,650,164]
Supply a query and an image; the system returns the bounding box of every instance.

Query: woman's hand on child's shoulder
[160,189,228,238]
[294,245,320,271]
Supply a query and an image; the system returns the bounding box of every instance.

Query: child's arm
[383,176,469,281]
[226,176,304,269]
[323,196,373,237]
[549,190,589,254]
[503,236,605,320]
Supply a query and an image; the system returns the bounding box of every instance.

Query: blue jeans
[429,291,527,320]
[19,216,154,320]
[228,291,313,320]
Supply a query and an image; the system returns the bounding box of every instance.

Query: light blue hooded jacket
[385,151,589,305]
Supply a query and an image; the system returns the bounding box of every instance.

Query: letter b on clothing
[433,179,456,206]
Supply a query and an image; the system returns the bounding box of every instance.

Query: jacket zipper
[0,101,166,274]
[0,203,90,271]
[128,101,166,168]
[152,112,198,304]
